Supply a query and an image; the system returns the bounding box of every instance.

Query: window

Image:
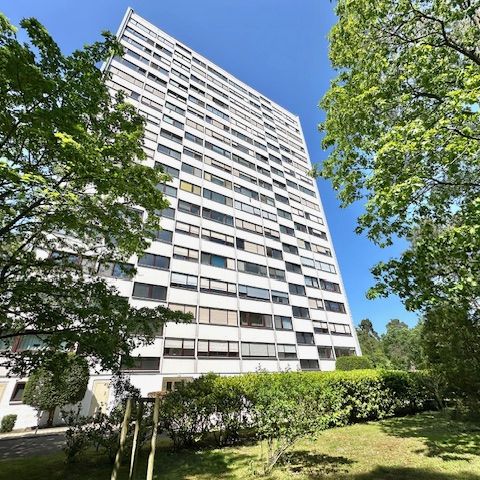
[289,284,306,296]
[155,229,173,243]
[203,188,233,206]
[271,290,289,304]
[234,184,259,200]
[237,260,267,277]
[202,228,234,246]
[280,224,295,236]
[160,128,182,144]
[202,208,234,226]
[286,262,302,274]
[318,346,334,359]
[335,347,356,357]
[312,244,332,256]
[316,261,336,274]
[204,171,232,189]
[180,180,201,195]
[201,252,235,269]
[160,207,175,219]
[155,162,179,178]
[164,338,195,356]
[238,285,269,301]
[205,140,230,157]
[330,323,352,336]
[277,209,292,220]
[275,193,289,205]
[236,238,265,255]
[269,267,286,281]
[308,298,324,310]
[175,221,200,237]
[283,243,299,255]
[157,184,177,198]
[300,359,319,370]
[157,144,181,160]
[204,155,232,173]
[262,210,277,222]
[171,272,198,289]
[181,162,202,177]
[260,194,275,207]
[309,227,327,240]
[274,315,293,330]
[121,357,160,371]
[10,382,26,403]
[169,303,196,316]
[304,276,319,288]
[296,332,314,345]
[236,218,263,235]
[277,344,297,359]
[199,307,237,326]
[294,222,307,233]
[98,262,134,279]
[300,257,315,269]
[200,277,237,295]
[320,280,341,293]
[132,282,167,301]
[265,228,280,240]
[240,312,272,328]
[183,146,203,161]
[163,114,183,129]
[324,300,346,313]
[241,342,276,358]
[178,200,200,216]
[235,200,261,216]
[313,321,329,334]
[198,340,239,357]
[173,246,199,262]
[138,253,170,270]
[292,306,310,319]
[266,247,282,260]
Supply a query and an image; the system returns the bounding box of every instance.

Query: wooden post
[128,399,144,480]
[146,396,160,480]
[111,397,133,480]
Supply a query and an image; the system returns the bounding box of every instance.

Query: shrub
[159,369,435,471]
[1,414,17,433]
[336,356,373,370]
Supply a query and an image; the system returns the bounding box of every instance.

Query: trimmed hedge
[160,370,434,449]
[336,355,373,370]
[1,414,17,433]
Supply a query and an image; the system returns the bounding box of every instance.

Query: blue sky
[2,0,419,333]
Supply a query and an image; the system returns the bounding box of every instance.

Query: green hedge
[160,370,434,449]
[336,355,373,370]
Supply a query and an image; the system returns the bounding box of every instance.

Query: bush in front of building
[159,370,434,452]
[0,414,17,433]
[336,355,373,370]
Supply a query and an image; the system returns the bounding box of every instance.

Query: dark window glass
[240,312,273,328]
[132,282,167,301]
[296,332,314,345]
[289,284,306,296]
[292,306,310,319]
[138,253,170,270]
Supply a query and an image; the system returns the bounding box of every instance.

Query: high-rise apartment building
[0,8,360,428]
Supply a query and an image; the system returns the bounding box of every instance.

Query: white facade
[0,8,360,429]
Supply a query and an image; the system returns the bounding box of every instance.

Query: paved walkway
[0,428,67,460]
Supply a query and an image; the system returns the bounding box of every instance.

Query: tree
[382,320,424,371]
[313,1,480,317]
[356,319,390,368]
[0,16,191,374]
[23,353,89,427]
[422,304,480,403]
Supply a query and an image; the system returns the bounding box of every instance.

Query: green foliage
[23,353,89,427]
[159,370,434,472]
[422,304,480,405]
[0,15,192,375]
[313,1,480,318]
[336,355,373,371]
[0,414,17,433]
[356,319,390,368]
[63,374,151,464]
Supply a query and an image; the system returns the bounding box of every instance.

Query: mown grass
[1,412,480,479]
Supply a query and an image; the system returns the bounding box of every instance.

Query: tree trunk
[47,408,55,427]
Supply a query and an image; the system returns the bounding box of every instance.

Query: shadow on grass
[281,450,354,479]
[381,412,480,461]
[352,466,480,480]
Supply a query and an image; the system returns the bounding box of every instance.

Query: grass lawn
[1,412,480,479]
